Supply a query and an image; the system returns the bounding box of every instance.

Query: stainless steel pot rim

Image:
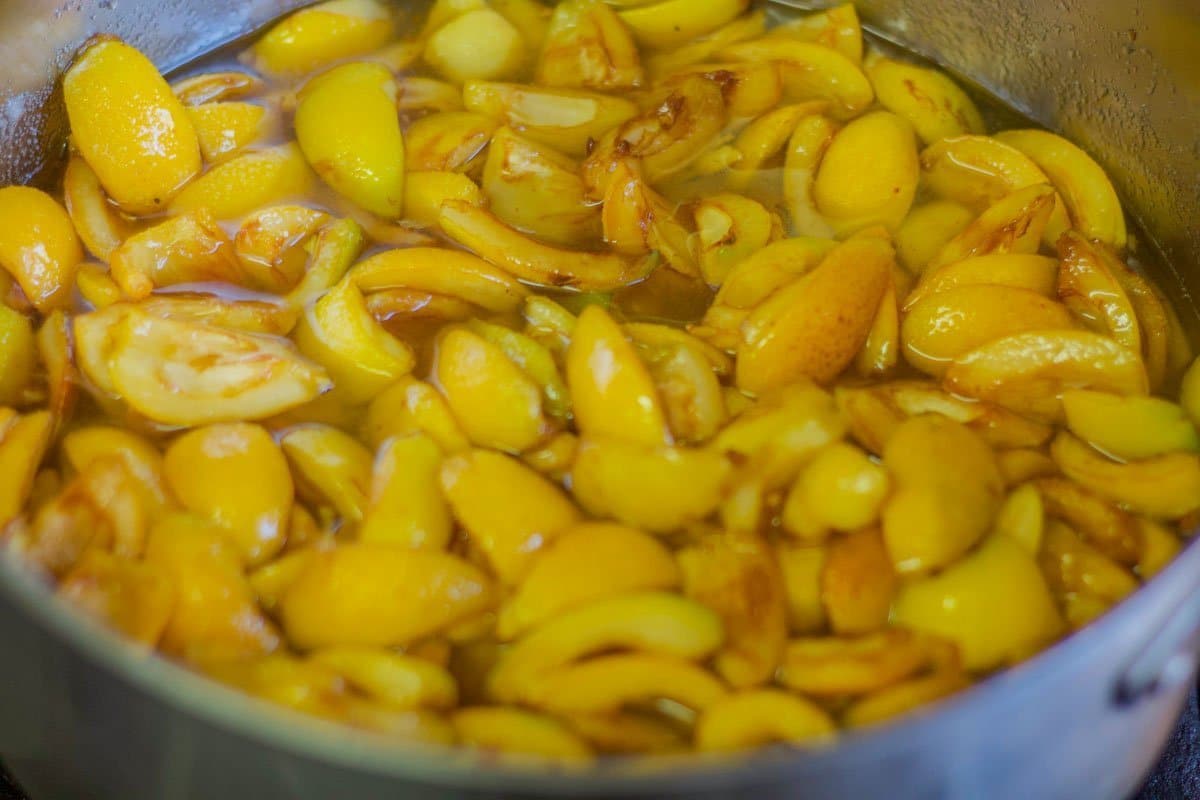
[2,529,1196,795]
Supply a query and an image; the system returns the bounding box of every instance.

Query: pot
[1,1,1198,798]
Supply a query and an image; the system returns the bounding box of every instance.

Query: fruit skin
[737,235,893,393]
[143,514,280,659]
[164,423,294,566]
[866,55,984,144]
[881,415,1003,576]
[351,247,528,314]
[566,305,670,447]
[403,171,485,229]
[58,550,175,647]
[571,437,729,534]
[944,329,1149,423]
[582,73,728,191]
[496,522,680,640]
[488,591,724,703]
[310,646,458,710]
[109,210,242,299]
[678,529,788,688]
[435,328,547,453]
[782,113,838,239]
[814,111,919,235]
[439,201,654,291]
[0,304,35,405]
[894,201,973,273]
[294,62,406,217]
[934,185,1058,271]
[903,253,1058,307]
[0,411,53,524]
[440,449,580,584]
[63,39,201,214]
[400,109,497,174]
[720,38,872,120]
[996,128,1126,248]
[901,285,1078,377]
[1051,432,1200,520]
[453,707,593,763]
[293,278,415,406]
[1062,390,1199,460]
[524,652,728,715]
[186,101,270,163]
[919,135,1071,246]
[0,187,82,312]
[696,690,835,751]
[1056,231,1141,352]
[643,12,766,78]
[359,434,453,550]
[775,629,937,697]
[280,544,496,649]
[790,442,890,533]
[893,535,1064,671]
[168,143,314,221]
[250,0,394,77]
[618,0,748,50]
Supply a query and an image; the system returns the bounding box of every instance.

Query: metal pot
[1,1,1198,798]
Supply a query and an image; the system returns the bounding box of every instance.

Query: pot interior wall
[854,0,1200,328]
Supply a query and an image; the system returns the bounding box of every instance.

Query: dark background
[1,686,1196,799]
[1136,687,1200,799]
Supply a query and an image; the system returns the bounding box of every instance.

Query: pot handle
[1113,592,1200,706]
